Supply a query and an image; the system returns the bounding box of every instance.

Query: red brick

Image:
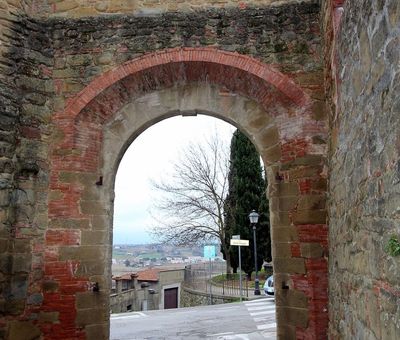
[63,48,310,118]
[296,224,328,242]
[46,230,81,246]
[291,243,302,257]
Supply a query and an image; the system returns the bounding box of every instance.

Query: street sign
[230,239,249,246]
[203,245,216,259]
[230,236,248,302]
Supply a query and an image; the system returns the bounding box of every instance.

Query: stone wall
[327,0,400,338]
[48,1,321,101]
[110,287,155,313]
[181,286,238,307]
[0,3,54,338]
[0,1,329,338]
[26,0,311,18]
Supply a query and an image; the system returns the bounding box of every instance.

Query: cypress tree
[223,129,271,277]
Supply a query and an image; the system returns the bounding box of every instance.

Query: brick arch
[59,47,311,121]
[47,48,328,339]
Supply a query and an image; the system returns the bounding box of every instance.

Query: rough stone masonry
[0,0,398,339]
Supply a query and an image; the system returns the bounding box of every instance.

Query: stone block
[67,54,92,66]
[76,260,105,276]
[294,71,323,86]
[8,274,29,299]
[0,239,8,253]
[97,52,114,65]
[4,298,26,315]
[300,242,324,258]
[276,305,309,329]
[274,257,306,274]
[5,321,41,340]
[359,27,372,75]
[12,239,31,253]
[76,307,107,327]
[297,195,326,211]
[256,126,280,149]
[280,155,323,170]
[261,143,281,165]
[272,242,292,258]
[81,230,108,245]
[76,291,108,309]
[85,324,110,340]
[270,211,290,227]
[379,314,399,339]
[0,254,12,274]
[80,200,107,215]
[39,311,59,323]
[53,68,82,79]
[49,218,90,230]
[0,188,10,207]
[59,246,105,262]
[371,16,388,59]
[279,196,298,212]
[275,288,308,309]
[286,165,322,181]
[269,182,299,197]
[276,323,296,340]
[388,0,400,29]
[11,255,32,273]
[311,100,327,121]
[311,178,327,192]
[91,214,110,230]
[292,209,326,224]
[272,226,299,242]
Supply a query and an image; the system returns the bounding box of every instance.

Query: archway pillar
[266,154,328,339]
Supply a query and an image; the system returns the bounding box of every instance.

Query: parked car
[263,275,274,295]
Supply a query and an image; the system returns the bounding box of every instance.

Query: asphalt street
[110,297,276,340]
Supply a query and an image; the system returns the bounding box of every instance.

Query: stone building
[0,0,399,339]
[110,268,184,313]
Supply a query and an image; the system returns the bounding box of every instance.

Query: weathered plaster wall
[327,0,400,338]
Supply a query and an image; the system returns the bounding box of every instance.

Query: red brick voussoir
[60,47,311,120]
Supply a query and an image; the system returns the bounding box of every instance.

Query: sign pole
[238,245,242,302]
[209,257,212,305]
[203,245,215,305]
[231,235,248,302]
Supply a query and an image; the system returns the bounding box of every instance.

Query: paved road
[110,297,276,340]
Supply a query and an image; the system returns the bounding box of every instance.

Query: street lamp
[249,210,261,295]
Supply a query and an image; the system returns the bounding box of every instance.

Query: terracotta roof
[113,272,137,281]
[136,269,160,282]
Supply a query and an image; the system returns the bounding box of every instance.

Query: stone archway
[45,48,328,339]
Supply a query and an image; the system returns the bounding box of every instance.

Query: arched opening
[45,48,328,339]
[109,114,277,338]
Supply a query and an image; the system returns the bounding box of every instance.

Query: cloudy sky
[113,115,235,245]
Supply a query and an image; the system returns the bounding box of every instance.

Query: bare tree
[150,133,233,272]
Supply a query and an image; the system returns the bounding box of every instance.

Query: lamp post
[249,210,261,295]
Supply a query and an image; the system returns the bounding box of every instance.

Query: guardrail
[184,262,252,299]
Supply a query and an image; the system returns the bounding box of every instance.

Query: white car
[263,275,274,295]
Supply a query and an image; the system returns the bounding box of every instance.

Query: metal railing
[184,262,250,299]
